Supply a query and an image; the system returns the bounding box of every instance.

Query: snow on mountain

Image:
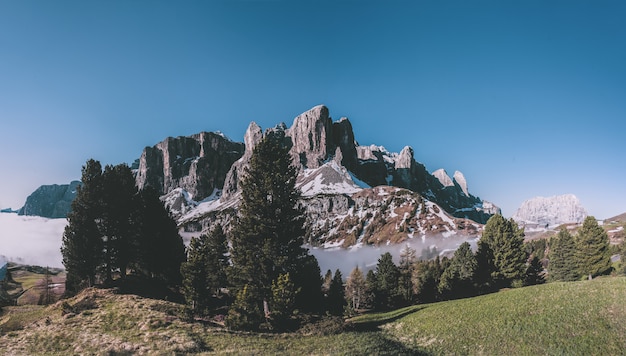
[512,194,588,227]
[297,160,369,197]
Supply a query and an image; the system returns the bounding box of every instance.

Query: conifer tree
[398,245,416,305]
[326,269,345,315]
[524,256,545,286]
[373,252,400,310]
[135,187,186,286]
[100,164,137,281]
[62,159,104,294]
[438,242,477,299]
[225,284,264,331]
[345,266,368,311]
[269,273,299,330]
[576,216,611,279]
[548,229,579,281]
[181,233,211,313]
[476,214,527,290]
[229,132,321,317]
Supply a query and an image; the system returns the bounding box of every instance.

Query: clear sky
[1,1,625,219]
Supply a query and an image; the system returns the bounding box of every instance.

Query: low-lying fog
[0,213,478,277]
[0,213,66,268]
[309,235,478,276]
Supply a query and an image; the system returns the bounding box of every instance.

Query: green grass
[1,277,625,355]
[353,276,626,355]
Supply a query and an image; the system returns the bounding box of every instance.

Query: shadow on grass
[347,305,432,355]
[349,305,428,332]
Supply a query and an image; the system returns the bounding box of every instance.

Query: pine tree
[345,266,367,311]
[136,187,186,286]
[398,245,416,305]
[476,214,527,290]
[181,233,211,314]
[225,284,264,331]
[524,256,545,286]
[438,242,477,299]
[100,164,138,282]
[548,229,579,281]
[62,159,104,294]
[229,133,320,316]
[373,252,400,310]
[326,269,345,316]
[269,273,299,330]
[576,216,611,279]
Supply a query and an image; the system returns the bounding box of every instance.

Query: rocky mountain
[512,194,587,227]
[136,105,498,246]
[18,181,81,218]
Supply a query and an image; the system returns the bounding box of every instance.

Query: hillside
[2,277,624,354]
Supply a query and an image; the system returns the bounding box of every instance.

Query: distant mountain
[137,105,499,246]
[512,194,587,227]
[18,181,81,218]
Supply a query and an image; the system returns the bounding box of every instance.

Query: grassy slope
[354,276,626,355]
[1,277,625,355]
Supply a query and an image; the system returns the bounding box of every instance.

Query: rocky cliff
[512,194,587,227]
[136,132,244,201]
[18,181,81,218]
[142,105,499,246]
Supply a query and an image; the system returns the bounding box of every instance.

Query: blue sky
[1,1,625,219]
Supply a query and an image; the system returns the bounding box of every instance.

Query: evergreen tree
[548,229,579,281]
[365,269,377,309]
[373,252,400,310]
[225,284,264,331]
[229,133,320,315]
[100,164,138,281]
[269,273,299,330]
[62,159,104,294]
[576,216,612,279]
[322,269,333,297]
[181,233,212,314]
[135,187,185,286]
[326,269,345,315]
[398,245,416,305]
[438,242,477,299]
[345,266,368,311]
[476,214,527,290]
[524,256,545,286]
[411,258,442,303]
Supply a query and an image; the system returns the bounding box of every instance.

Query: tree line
[62,132,616,332]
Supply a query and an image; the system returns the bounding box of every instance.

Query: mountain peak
[433,169,454,187]
[512,194,587,226]
[453,171,469,197]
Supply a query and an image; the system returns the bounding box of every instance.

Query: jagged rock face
[286,105,333,169]
[453,171,469,197]
[332,118,358,171]
[18,181,80,218]
[136,132,244,200]
[512,194,587,226]
[221,122,263,201]
[433,169,454,187]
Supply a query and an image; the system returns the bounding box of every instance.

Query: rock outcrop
[512,194,587,227]
[18,181,80,218]
[136,132,244,201]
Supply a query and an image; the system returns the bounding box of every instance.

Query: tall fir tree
[548,229,579,281]
[269,272,299,331]
[229,132,321,318]
[476,214,527,290]
[524,256,545,286]
[225,284,264,331]
[135,187,186,286]
[438,242,477,299]
[576,216,611,279]
[100,164,138,281]
[61,159,104,294]
[398,245,416,305]
[373,252,400,310]
[326,269,345,316]
[181,233,212,314]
